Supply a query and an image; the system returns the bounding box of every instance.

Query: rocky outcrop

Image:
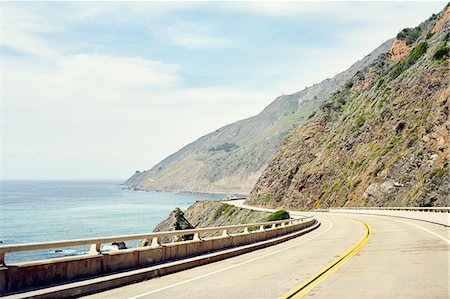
[247,5,449,209]
[125,39,393,194]
[140,207,195,245]
[363,181,395,205]
[112,242,127,250]
[431,5,450,33]
[389,39,411,61]
[140,201,270,245]
[183,200,269,228]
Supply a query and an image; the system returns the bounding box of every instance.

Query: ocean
[0,180,223,264]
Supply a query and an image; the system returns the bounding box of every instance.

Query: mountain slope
[125,39,393,194]
[247,5,449,209]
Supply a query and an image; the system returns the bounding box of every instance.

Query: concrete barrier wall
[330,209,449,226]
[0,219,315,295]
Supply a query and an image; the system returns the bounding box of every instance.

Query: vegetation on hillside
[208,142,239,153]
[389,41,428,79]
[264,210,290,221]
[124,40,394,194]
[247,6,449,209]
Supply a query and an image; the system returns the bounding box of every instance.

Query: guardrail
[0,216,313,266]
[330,207,449,213]
[224,197,246,201]
[0,216,318,295]
[329,207,449,227]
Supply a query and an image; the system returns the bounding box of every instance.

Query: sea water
[0,181,223,263]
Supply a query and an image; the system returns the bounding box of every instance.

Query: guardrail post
[150,237,160,248]
[193,233,201,241]
[222,229,229,237]
[271,223,276,229]
[281,222,286,227]
[259,225,264,231]
[0,252,5,266]
[89,243,101,255]
[243,227,249,234]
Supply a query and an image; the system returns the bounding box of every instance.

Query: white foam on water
[52,249,78,254]
[102,244,119,252]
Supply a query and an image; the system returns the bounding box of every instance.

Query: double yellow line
[280,219,372,299]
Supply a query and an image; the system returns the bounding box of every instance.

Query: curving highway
[84,201,449,299]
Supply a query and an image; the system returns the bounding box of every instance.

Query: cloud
[3,4,62,58]
[227,1,338,16]
[3,28,270,180]
[5,54,181,111]
[163,23,231,49]
[60,54,180,88]
[2,3,266,177]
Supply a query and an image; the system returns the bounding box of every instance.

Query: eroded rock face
[431,5,450,33]
[389,39,412,61]
[139,201,270,246]
[139,208,195,246]
[363,181,395,204]
[247,5,449,209]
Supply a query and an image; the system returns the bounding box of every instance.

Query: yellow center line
[280,219,372,299]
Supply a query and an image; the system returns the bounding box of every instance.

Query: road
[84,202,449,298]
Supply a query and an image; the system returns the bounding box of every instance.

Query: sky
[1,1,446,180]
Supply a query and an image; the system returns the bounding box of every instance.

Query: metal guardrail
[0,216,314,266]
[330,207,449,213]
[224,197,246,201]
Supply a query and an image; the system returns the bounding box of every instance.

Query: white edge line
[395,219,450,244]
[127,219,333,299]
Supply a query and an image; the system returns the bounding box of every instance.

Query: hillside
[140,200,270,245]
[125,40,393,194]
[247,5,449,209]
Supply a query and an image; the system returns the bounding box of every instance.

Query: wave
[101,244,119,252]
[52,249,78,254]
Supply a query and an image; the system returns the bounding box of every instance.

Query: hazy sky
[2,1,446,180]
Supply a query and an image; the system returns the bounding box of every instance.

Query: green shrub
[208,142,239,152]
[264,210,290,221]
[352,178,362,188]
[390,42,428,79]
[212,204,228,219]
[331,181,340,191]
[355,115,365,127]
[376,77,385,89]
[430,168,448,178]
[345,80,354,89]
[397,27,422,45]
[432,41,449,61]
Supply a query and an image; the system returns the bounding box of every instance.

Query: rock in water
[112,242,127,250]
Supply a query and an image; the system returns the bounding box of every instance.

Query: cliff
[247,5,449,209]
[142,200,270,244]
[125,40,393,194]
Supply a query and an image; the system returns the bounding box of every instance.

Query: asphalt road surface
[84,203,449,299]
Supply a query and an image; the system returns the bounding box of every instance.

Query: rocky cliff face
[183,200,269,228]
[141,201,270,245]
[140,207,195,245]
[247,5,449,209]
[125,40,393,194]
